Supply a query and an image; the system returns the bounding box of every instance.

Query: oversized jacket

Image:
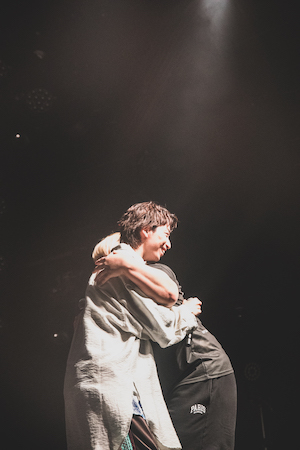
[64,244,197,450]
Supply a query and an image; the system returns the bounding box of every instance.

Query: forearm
[124,264,178,306]
[124,286,197,347]
[94,249,178,306]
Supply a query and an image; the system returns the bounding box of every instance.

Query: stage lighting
[25,88,54,113]
[52,331,69,346]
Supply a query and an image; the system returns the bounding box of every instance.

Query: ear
[140,227,150,241]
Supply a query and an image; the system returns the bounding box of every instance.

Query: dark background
[0,1,299,448]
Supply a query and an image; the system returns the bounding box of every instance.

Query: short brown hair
[118,201,178,249]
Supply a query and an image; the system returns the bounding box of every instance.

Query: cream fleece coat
[64,244,197,450]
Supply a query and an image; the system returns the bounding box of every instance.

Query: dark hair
[118,201,178,249]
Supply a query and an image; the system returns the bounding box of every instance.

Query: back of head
[118,201,178,249]
[92,232,121,261]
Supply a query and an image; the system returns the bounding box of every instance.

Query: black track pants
[167,373,237,450]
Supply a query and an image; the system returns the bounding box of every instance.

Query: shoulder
[113,243,133,253]
[147,262,177,282]
[114,243,143,259]
[148,263,185,304]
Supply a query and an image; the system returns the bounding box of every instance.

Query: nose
[165,237,171,250]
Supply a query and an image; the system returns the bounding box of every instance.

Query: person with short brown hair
[94,211,237,450]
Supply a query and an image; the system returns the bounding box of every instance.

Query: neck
[134,244,145,260]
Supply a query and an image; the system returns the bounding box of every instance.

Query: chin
[149,254,161,262]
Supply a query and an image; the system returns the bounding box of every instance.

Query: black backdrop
[1,1,299,448]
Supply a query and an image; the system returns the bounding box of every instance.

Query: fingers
[94,268,104,282]
[184,297,202,306]
[93,264,105,274]
[190,297,202,305]
[95,268,110,286]
[187,297,202,315]
[94,257,105,266]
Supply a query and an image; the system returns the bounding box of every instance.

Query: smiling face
[140,225,172,262]
[118,201,178,249]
